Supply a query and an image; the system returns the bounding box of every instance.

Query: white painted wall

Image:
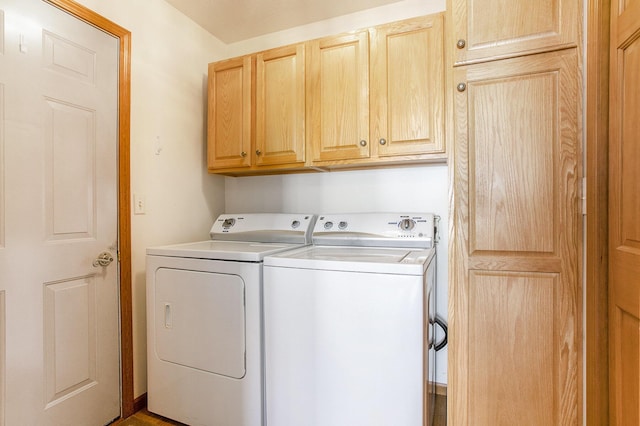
[71,0,227,397]
[223,0,450,387]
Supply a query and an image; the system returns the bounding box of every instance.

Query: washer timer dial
[398,218,416,231]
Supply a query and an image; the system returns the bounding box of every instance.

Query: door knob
[457,82,467,92]
[93,251,114,267]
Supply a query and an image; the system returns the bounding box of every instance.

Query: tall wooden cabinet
[451,0,579,65]
[449,0,583,424]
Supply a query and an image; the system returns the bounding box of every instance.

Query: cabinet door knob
[359,140,367,147]
[379,138,387,145]
[457,82,467,92]
[255,149,262,156]
[241,151,247,157]
[456,39,466,49]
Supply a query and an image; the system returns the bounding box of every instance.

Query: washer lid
[264,245,436,275]
[147,240,305,262]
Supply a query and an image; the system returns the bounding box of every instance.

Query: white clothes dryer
[263,213,439,426]
[146,213,316,426]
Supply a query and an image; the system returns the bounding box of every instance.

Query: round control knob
[291,220,300,229]
[338,221,348,230]
[398,218,416,231]
[324,221,334,230]
[222,218,236,228]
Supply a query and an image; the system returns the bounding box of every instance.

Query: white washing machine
[146,213,316,426]
[263,213,439,426]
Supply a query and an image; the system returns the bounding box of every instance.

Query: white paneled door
[0,0,120,424]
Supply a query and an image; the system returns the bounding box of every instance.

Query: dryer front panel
[154,268,246,378]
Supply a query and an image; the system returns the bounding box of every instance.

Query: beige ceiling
[164,0,404,43]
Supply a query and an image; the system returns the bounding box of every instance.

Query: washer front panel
[264,266,425,426]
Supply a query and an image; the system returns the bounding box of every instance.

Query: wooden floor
[115,395,447,426]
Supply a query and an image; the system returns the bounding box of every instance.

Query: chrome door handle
[93,251,114,267]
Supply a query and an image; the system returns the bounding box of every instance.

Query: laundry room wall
[222,0,450,387]
[72,0,227,398]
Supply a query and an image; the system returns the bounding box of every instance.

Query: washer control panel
[313,213,438,248]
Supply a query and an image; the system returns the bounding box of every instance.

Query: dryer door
[154,268,246,378]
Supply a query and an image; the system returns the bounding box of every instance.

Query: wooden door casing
[608,0,640,422]
[450,48,582,425]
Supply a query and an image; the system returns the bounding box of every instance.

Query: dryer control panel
[210,213,316,244]
[313,213,439,248]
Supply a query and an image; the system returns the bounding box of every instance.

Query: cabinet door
[450,0,579,65]
[207,56,252,170]
[450,49,581,425]
[370,14,445,158]
[307,31,370,163]
[255,44,305,167]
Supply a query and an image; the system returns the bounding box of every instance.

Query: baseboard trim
[133,393,147,413]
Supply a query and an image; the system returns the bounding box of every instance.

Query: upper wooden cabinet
[370,15,445,159]
[207,13,446,175]
[255,44,306,168]
[450,0,579,65]
[207,56,252,170]
[306,30,371,163]
[207,44,305,173]
[308,14,446,167]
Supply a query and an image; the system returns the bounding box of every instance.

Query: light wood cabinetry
[450,49,581,425]
[207,56,252,170]
[308,14,446,167]
[207,13,446,175]
[306,30,370,163]
[449,0,583,424]
[255,44,306,168]
[370,15,445,159]
[450,0,579,65]
[207,44,305,174]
